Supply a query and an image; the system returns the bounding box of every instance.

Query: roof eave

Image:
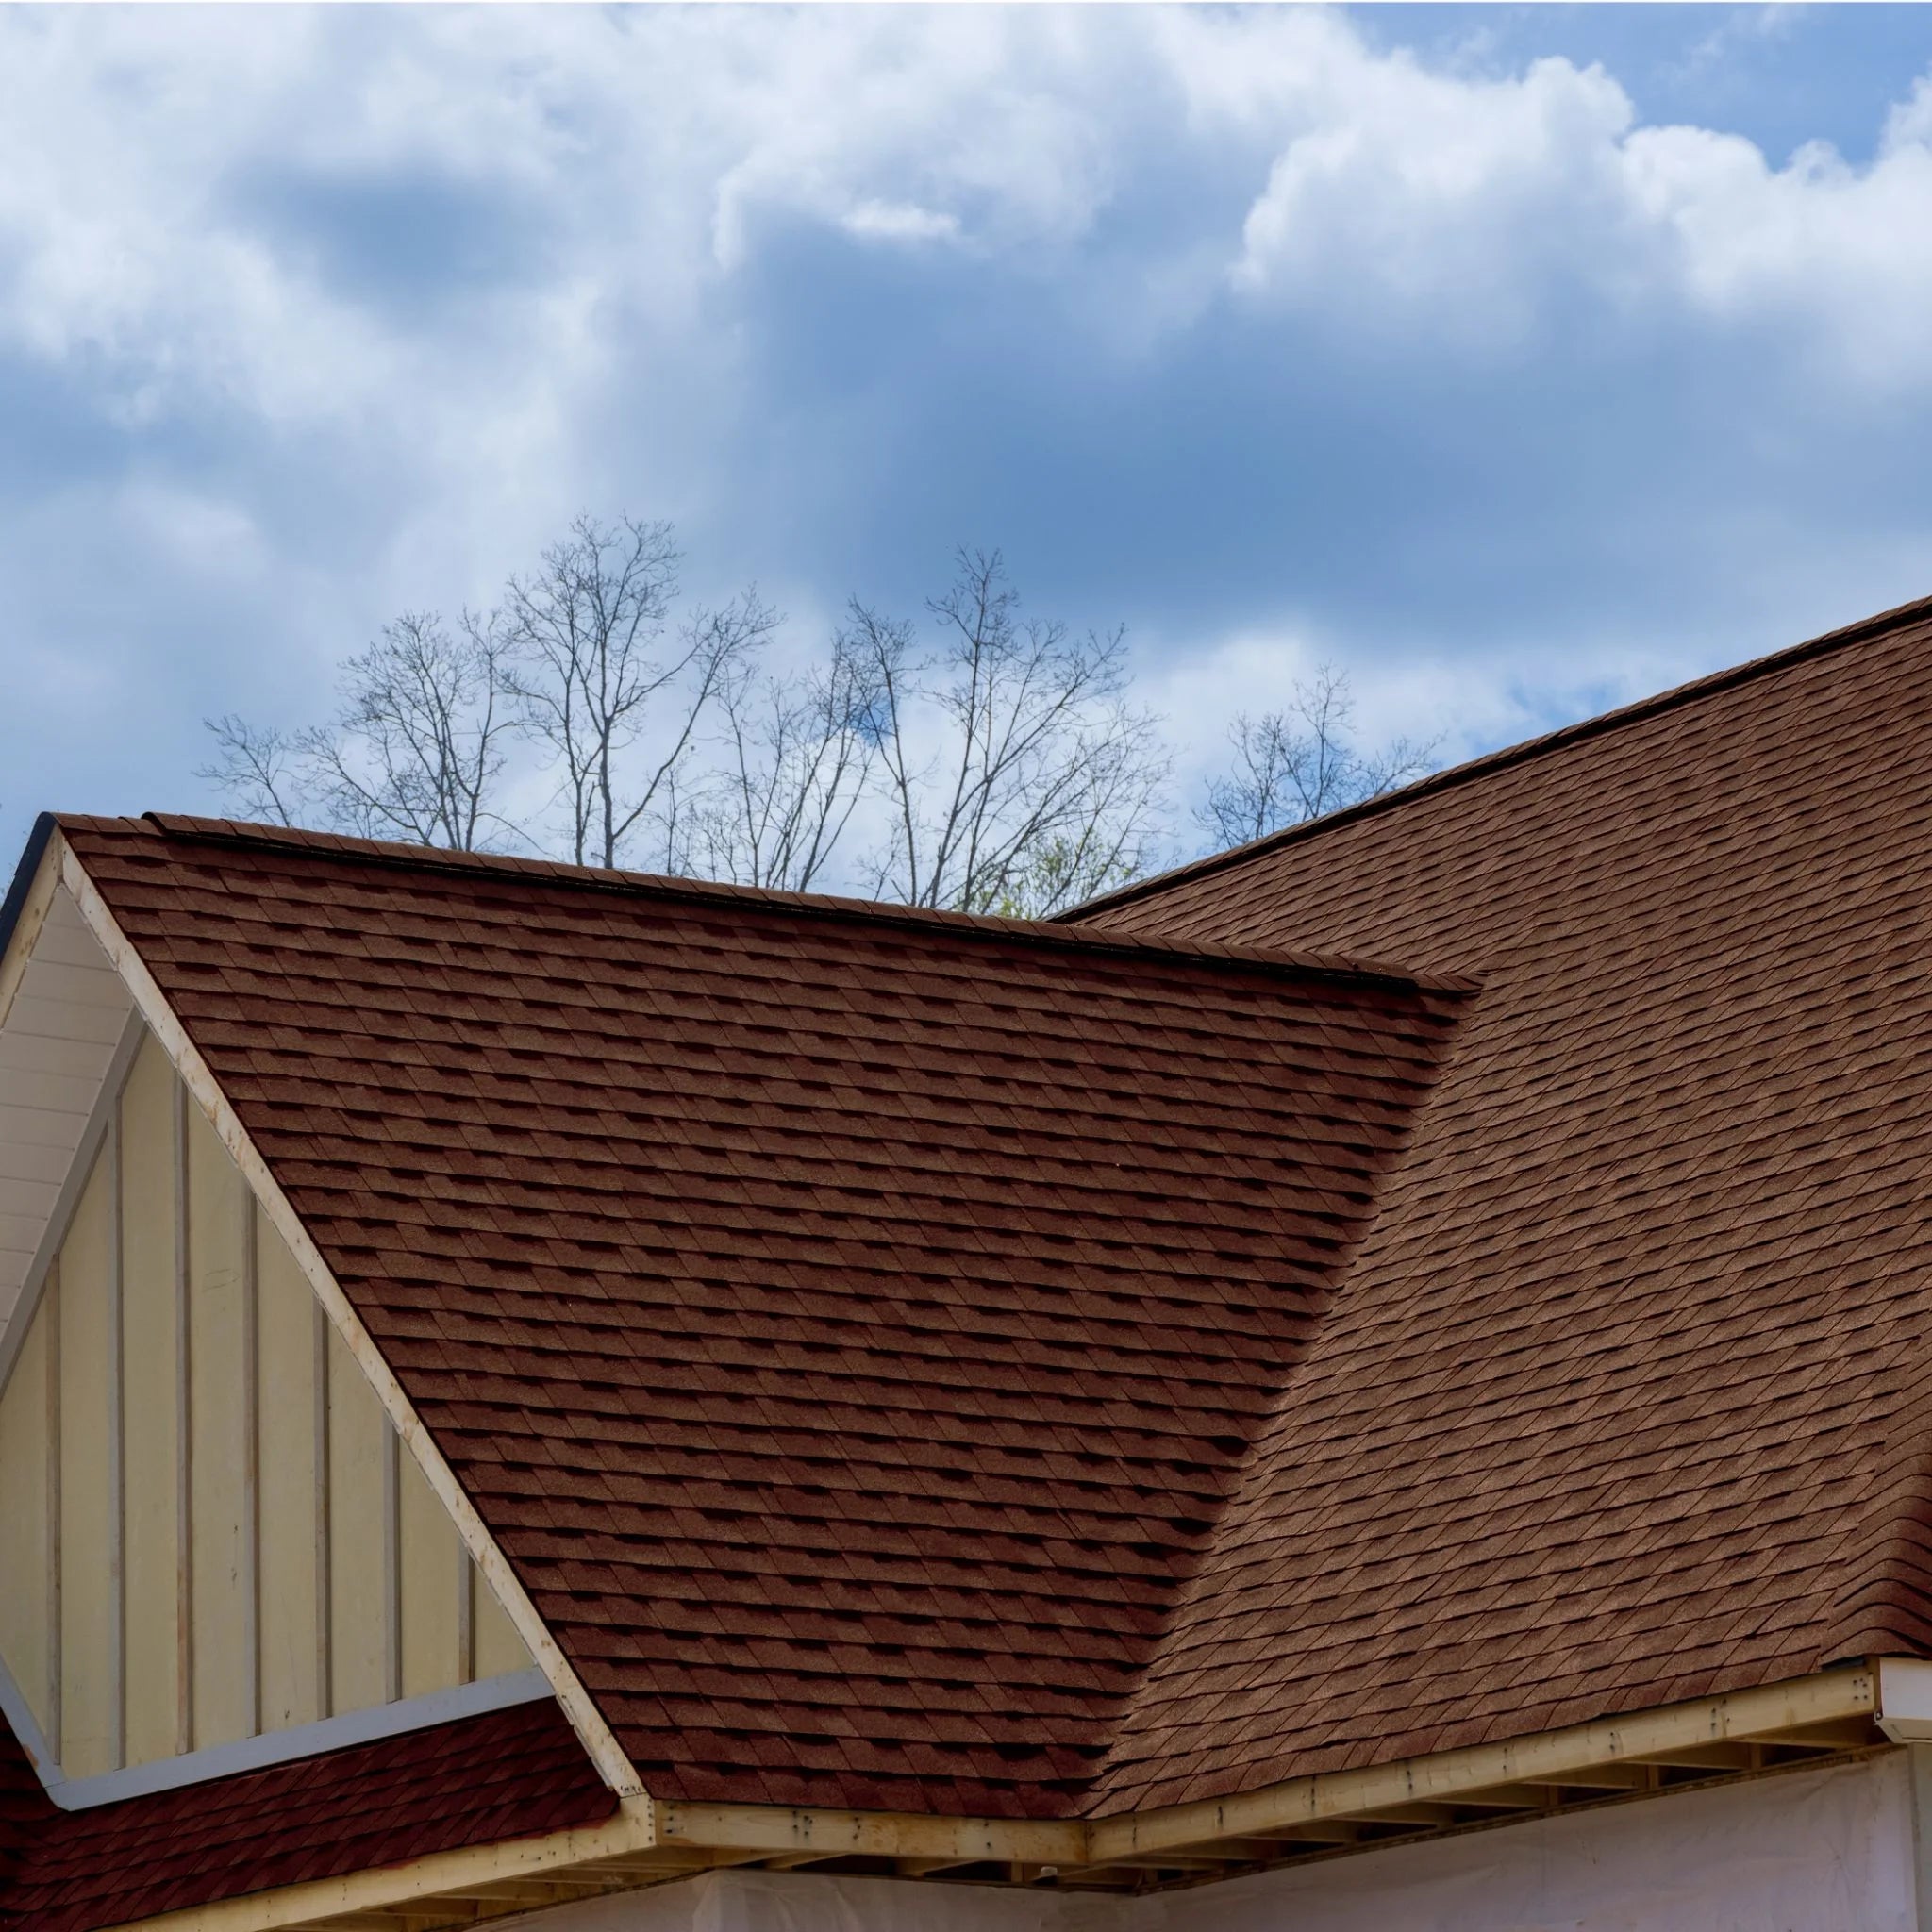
[92,1663,1890,1929]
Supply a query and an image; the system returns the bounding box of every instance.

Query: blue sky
[7,3,1932,874]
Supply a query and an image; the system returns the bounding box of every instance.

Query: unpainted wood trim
[93,1667,1885,1931]
[58,838,647,1802]
[1084,1664,1878,1861]
[0,1007,148,1399]
[654,1801,1089,1865]
[0,837,60,1036]
[97,1794,658,1932]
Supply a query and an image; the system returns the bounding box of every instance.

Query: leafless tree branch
[681,622,886,891]
[502,514,770,870]
[854,549,1171,916]
[1199,663,1438,849]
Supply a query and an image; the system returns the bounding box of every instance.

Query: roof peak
[1073,585,1932,920]
[52,811,1474,998]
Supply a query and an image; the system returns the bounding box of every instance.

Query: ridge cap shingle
[53,810,1478,999]
[1070,587,1932,922]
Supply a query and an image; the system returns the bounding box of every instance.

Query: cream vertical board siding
[0,1295,52,1736]
[257,1215,322,1733]
[57,1151,116,1777]
[187,1101,251,1750]
[119,1031,179,1768]
[399,1447,462,1699]
[326,1322,389,1717]
[0,967,554,1799]
[473,1558,532,1680]
[0,887,132,1334]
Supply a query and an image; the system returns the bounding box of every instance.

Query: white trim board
[37,1666,553,1809]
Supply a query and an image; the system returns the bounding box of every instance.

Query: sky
[7,2,1932,877]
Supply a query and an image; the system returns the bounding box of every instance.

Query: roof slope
[57,816,1468,1819]
[1073,597,1932,1812]
[0,1702,611,1932]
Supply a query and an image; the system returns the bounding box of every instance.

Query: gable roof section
[1070,595,1932,1813]
[53,815,1471,1821]
[0,1698,612,1932]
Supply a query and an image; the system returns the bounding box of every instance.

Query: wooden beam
[655,1800,1088,1867]
[1084,1666,1876,1864]
[1452,1783,1555,1810]
[1625,1741,1757,1772]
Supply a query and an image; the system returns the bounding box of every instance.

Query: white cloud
[11,2,1932,459]
[8,2,1932,874]
[841,200,961,246]
[1224,25,1932,385]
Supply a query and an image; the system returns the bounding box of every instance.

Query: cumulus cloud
[1226,25,1932,385]
[5,4,1932,866]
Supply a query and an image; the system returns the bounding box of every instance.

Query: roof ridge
[1070,586,1932,920]
[77,812,1477,998]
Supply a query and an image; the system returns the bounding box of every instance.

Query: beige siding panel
[187,1102,251,1750]
[398,1449,461,1700]
[472,1561,531,1681]
[326,1323,388,1716]
[119,1032,179,1768]
[0,891,130,1327]
[0,1296,52,1736]
[257,1217,321,1733]
[58,1153,116,1777]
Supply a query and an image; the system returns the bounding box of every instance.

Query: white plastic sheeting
[508,1754,1914,1932]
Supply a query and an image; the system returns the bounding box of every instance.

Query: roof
[53,814,1469,1820]
[1069,593,1932,1811]
[15,584,1932,1907]
[0,1700,611,1932]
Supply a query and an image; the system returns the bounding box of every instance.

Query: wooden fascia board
[1083,1663,1878,1863]
[57,837,647,1805]
[653,1801,1090,1866]
[100,1797,658,1932]
[90,1669,1884,1927]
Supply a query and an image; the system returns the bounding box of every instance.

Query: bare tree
[202,610,520,850]
[1199,664,1438,849]
[681,625,885,892]
[199,717,306,827]
[851,549,1170,917]
[502,514,773,870]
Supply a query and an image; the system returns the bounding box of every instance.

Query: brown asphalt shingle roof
[14,587,1932,1917]
[1070,591,1932,1812]
[56,814,1467,1820]
[0,1701,611,1932]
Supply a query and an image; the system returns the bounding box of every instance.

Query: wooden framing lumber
[1082,1663,1876,1865]
[654,1800,1089,1866]
[95,1664,1886,1929]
